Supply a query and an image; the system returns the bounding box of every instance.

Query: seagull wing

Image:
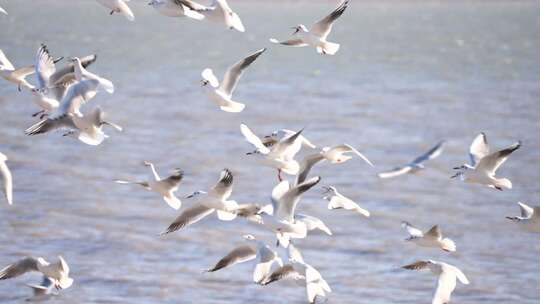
[12,66,36,79]
[296,214,332,235]
[0,257,40,280]
[469,133,490,167]
[517,202,534,219]
[0,49,15,70]
[433,270,457,304]
[338,144,374,167]
[35,44,57,90]
[206,245,256,272]
[270,180,290,216]
[269,38,309,47]
[240,124,270,154]
[411,140,446,165]
[377,166,413,179]
[310,0,349,40]
[160,204,215,234]
[0,6,7,15]
[0,159,13,205]
[210,169,233,200]
[295,153,325,185]
[253,246,280,284]
[219,48,265,98]
[402,260,429,271]
[262,265,303,285]
[424,225,442,240]
[401,221,424,238]
[276,176,320,222]
[50,54,97,85]
[476,141,521,176]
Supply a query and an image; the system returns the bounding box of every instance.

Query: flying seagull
[201,48,265,113]
[378,141,445,179]
[402,221,456,252]
[0,152,13,205]
[402,260,469,304]
[270,1,349,55]
[96,0,135,21]
[322,186,370,217]
[115,162,183,210]
[452,133,521,190]
[0,256,73,290]
[506,202,540,233]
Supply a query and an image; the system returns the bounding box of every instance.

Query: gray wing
[469,133,490,166]
[311,0,349,39]
[24,114,76,136]
[276,176,321,222]
[402,221,424,238]
[411,140,446,165]
[476,141,521,175]
[160,204,214,234]
[162,170,184,188]
[35,44,57,90]
[210,169,234,200]
[205,245,256,272]
[377,166,413,179]
[49,54,97,85]
[219,48,266,97]
[262,265,301,285]
[269,38,309,47]
[174,0,210,11]
[295,153,325,185]
[402,260,429,271]
[424,225,442,239]
[0,257,40,280]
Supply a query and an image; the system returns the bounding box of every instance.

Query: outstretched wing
[0,257,40,280]
[219,48,265,97]
[401,221,424,238]
[311,1,349,40]
[35,44,58,90]
[160,205,215,234]
[469,133,490,167]
[476,141,521,176]
[411,140,446,165]
[269,38,309,47]
[205,245,256,272]
[276,176,320,222]
[240,124,270,154]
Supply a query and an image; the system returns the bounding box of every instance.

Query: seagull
[378,141,445,179]
[24,80,122,145]
[26,276,58,299]
[402,260,469,304]
[401,221,456,252]
[0,6,7,15]
[160,169,241,234]
[241,123,304,181]
[70,57,114,94]
[452,133,521,190]
[262,243,331,304]
[201,48,265,113]
[0,152,13,205]
[148,0,204,20]
[0,256,74,290]
[270,1,348,55]
[49,54,98,101]
[96,0,135,21]
[180,0,245,32]
[115,162,183,210]
[259,177,321,247]
[205,234,283,284]
[506,202,540,232]
[322,186,370,217]
[0,49,35,91]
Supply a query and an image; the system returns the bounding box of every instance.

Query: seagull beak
[450,173,460,179]
[290,27,299,35]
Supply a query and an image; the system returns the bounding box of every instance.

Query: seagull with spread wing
[0,256,73,290]
[270,1,348,55]
[378,141,445,179]
[402,260,469,304]
[201,48,265,113]
[115,161,184,210]
[506,202,540,232]
[0,49,35,91]
[452,133,521,190]
[0,152,13,206]
[402,221,456,252]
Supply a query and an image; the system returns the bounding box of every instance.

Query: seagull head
[242,234,256,241]
[291,24,308,35]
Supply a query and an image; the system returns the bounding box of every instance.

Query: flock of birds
[0,1,537,303]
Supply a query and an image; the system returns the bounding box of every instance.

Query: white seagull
[179,0,245,32]
[506,202,540,232]
[378,141,445,179]
[115,162,183,210]
[402,260,469,304]
[0,152,13,205]
[322,186,370,217]
[96,0,135,21]
[160,169,241,234]
[205,234,283,284]
[241,123,305,181]
[452,133,521,190]
[25,80,122,145]
[201,48,265,113]
[148,0,204,20]
[270,1,348,55]
[0,49,35,91]
[402,221,456,252]
[263,243,331,304]
[0,256,74,290]
[259,177,321,247]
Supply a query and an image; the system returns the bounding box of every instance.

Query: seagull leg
[494,186,503,191]
[277,169,283,182]
[32,110,44,117]
[110,10,114,15]
[17,83,21,92]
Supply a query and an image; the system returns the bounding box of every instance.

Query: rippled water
[1,1,540,303]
